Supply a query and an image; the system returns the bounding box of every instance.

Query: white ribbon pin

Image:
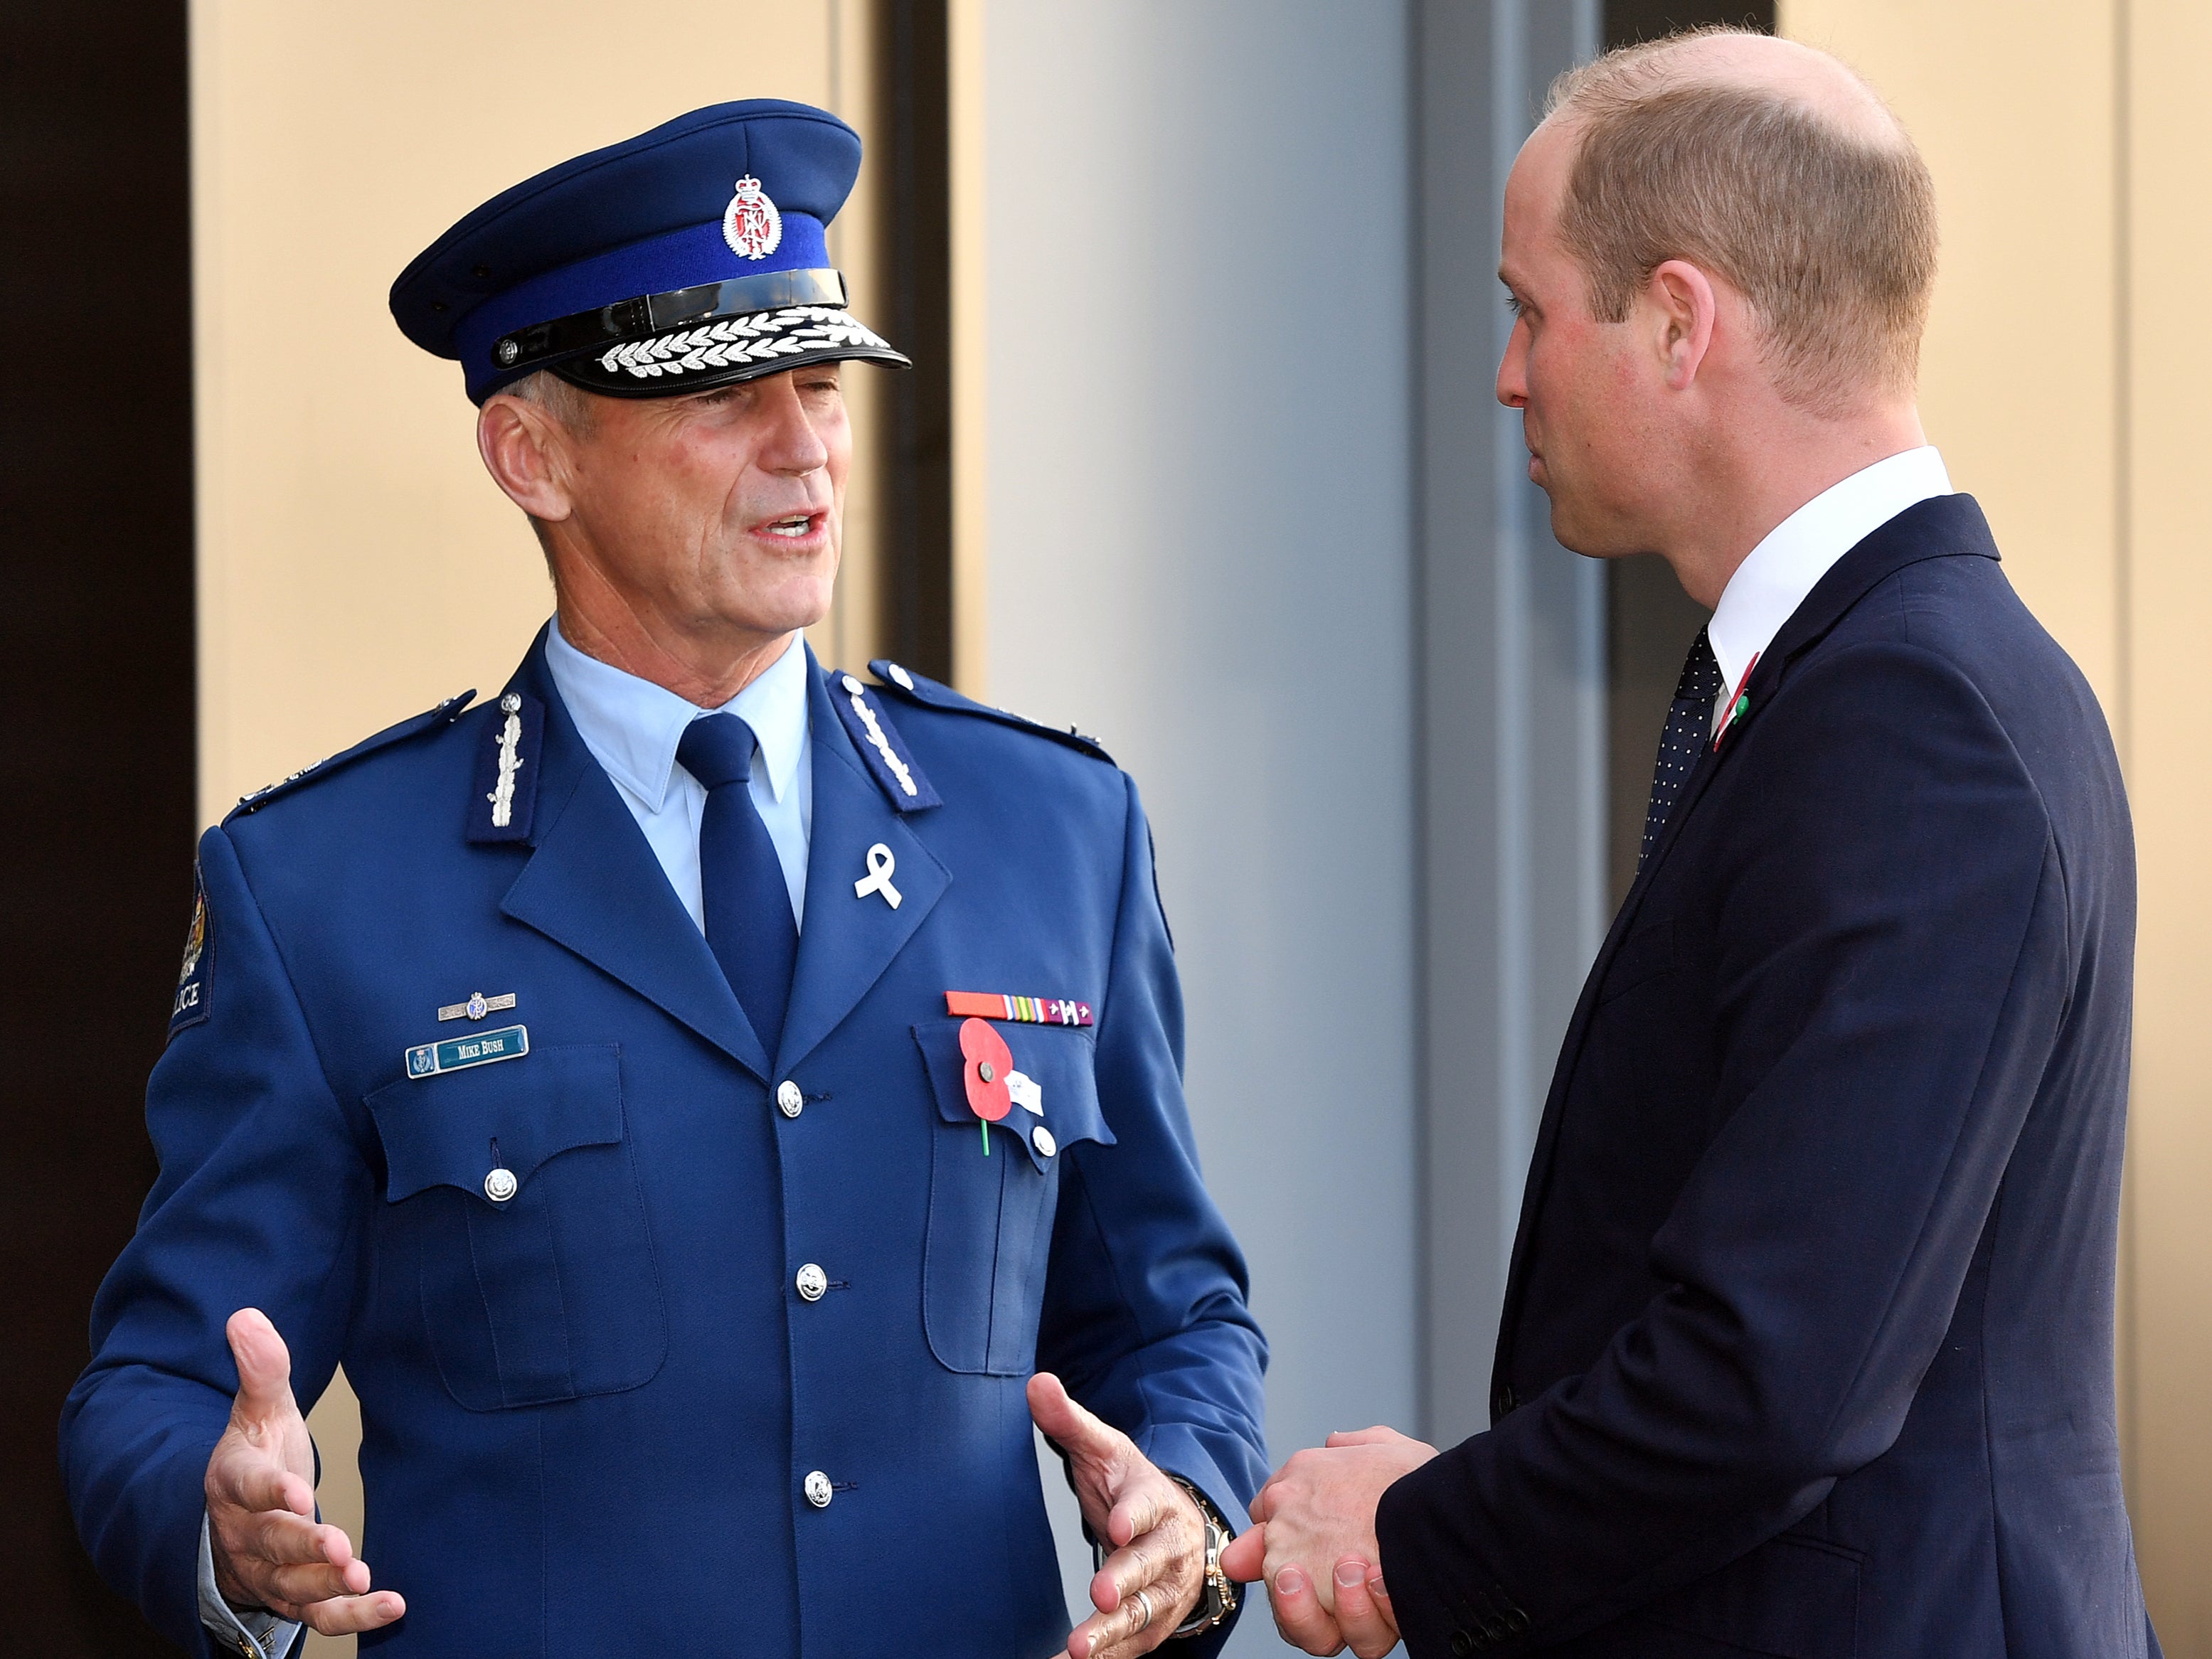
[854,842,903,908]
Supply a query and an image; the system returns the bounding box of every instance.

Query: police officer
[62,100,1265,1659]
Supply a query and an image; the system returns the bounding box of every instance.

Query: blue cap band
[454,213,829,398]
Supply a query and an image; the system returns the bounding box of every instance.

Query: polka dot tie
[1638,627,1723,873]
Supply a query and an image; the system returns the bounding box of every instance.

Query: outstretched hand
[203,1309,405,1636]
[1028,1372,1207,1659]
[1219,1424,1438,1658]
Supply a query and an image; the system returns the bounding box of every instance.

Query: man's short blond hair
[1544,30,1937,416]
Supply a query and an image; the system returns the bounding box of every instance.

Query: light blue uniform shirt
[543,616,814,927]
[196,619,818,1658]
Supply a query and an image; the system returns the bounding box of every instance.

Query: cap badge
[723,175,784,261]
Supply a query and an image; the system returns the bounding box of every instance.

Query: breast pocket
[910,1021,1115,1375]
[1597,917,1675,1007]
[364,1043,667,1411]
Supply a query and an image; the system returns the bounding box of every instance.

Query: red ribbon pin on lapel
[959,1016,1014,1154]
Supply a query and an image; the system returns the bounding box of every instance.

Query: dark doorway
[1,1,197,1653]
[871,0,955,684]
[1599,0,1775,904]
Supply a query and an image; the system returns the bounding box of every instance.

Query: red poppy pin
[959,1016,1014,1154]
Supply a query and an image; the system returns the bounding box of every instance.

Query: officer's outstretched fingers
[1028,1372,1118,1460]
[206,1308,407,1632]
[1028,1372,1135,1537]
[298,1589,410,1637]
[1074,1496,1201,1659]
[227,1308,298,1417]
[1267,1562,1348,1656]
[1329,1559,1402,1659]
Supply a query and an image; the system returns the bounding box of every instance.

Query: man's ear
[1645,258,1718,392]
[477,393,575,523]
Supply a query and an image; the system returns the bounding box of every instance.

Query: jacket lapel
[1625,496,2000,905]
[494,636,773,1079]
[774,654,950,1076]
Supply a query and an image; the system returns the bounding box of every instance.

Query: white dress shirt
[1706,446,1953,735]
[194,622,820,1659]
[544,617,814,928]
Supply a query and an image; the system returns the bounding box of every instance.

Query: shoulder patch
[168,860,211,1040]
[225,690,475,822]
[467,690,546,843]
[829,672,942,812]
[865,659,1115,765]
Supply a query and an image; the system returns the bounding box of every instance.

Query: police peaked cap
[390,100,910,404]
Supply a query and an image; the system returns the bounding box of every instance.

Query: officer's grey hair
[1543,28,1937,417]
[496,369,599,438]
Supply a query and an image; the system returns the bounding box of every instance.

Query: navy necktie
[677,713,798,1053]
[1638,627,1723,873]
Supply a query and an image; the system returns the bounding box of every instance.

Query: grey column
[1416,0,1606,1449]
[982,4,1417,1642]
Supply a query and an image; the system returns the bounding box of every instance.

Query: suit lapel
[495,639,772,1079]
[773,656,950,1077]
[1612,494,2000,907]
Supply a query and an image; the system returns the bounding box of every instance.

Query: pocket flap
[911,1021,1114,1171]
[366,1044,624,1202]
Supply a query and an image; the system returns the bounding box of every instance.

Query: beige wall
[188,5,885,1650]
[2120,1,2212,1648]
[1783,1,2212,1646]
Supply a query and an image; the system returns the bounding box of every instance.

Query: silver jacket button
[777,1080,804,1119]
[795,1263,828,1302]
[1031,1126,1057,1158]
[484,1167,518,1203]
[804,1470,834,1508]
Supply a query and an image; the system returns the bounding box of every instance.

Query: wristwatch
[1165,1474,1238,1638]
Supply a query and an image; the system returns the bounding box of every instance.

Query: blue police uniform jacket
[62,634,1268,1658]
[1378,497,2155,1658]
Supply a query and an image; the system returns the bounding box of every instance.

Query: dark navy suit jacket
[62,637,1267,1658]
[1379,498,2153,1658]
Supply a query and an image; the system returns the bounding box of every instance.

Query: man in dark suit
[1223,28,2155,1659]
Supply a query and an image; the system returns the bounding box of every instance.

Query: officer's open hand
[1028,1372,1206,1659]
[203,1308,405,1636]
[1219,1425,1438,1659]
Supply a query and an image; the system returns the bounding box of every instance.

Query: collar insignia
[467,690,544,843]
[831,673,942,813]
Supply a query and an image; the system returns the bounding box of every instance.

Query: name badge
[405,1023,528,1079]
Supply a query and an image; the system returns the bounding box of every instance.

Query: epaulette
[866,659,1115,766]
[225,690,475,822]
